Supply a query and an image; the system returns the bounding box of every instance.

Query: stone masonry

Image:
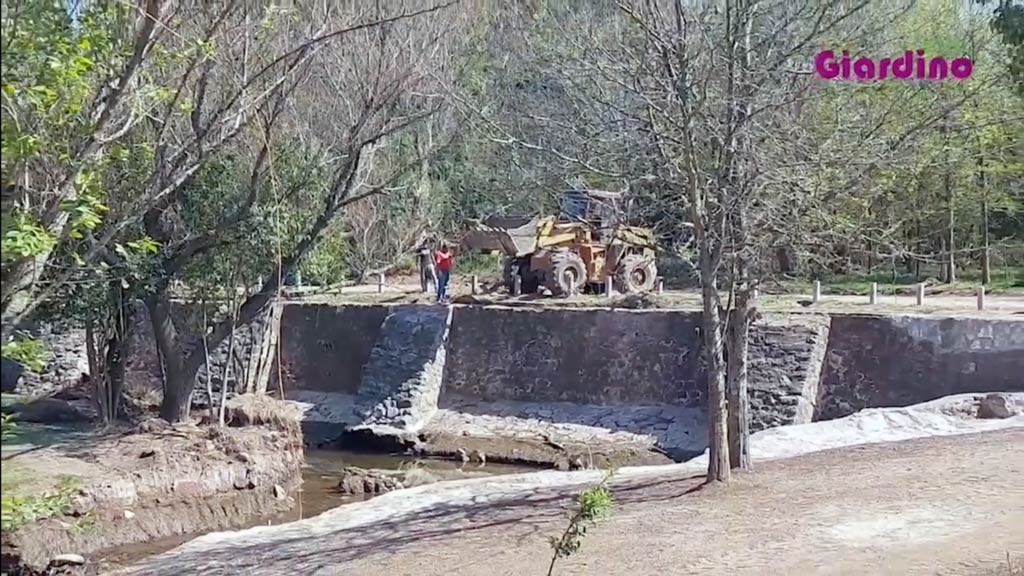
[747,314,831,431]
[354,305,453,433]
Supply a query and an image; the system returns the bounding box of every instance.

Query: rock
[50,554,86,567]
[470,449,487,467]
[173,480,205,497]
[1,357,26,393]
[335,467,403,495]
[978,394,1014,419]
[236,452,252,463]
[123,510,135,519]
[273,484,287,500]
[8,397,89,423]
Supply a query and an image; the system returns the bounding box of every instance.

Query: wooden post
[916,282,925,306]
[657,278,665,294]
[812,280,821,304]
[471,275,479,295]
[977,285,985,311]
[513,275,522,296]
[377,273,385,294]
[869,282,878,305]
[605,276,614,298]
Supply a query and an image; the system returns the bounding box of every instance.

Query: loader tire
[545,252,586,296]
[615,255,657,294]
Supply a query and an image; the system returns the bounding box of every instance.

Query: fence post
[916,282,925,306]
[657,278,665,294]
[869,282,878,305]
[812,280,822,304]
[471,275,479,295]
[513,275,522,296]
[605,276,614,298]
[377,273,385,294]
[977,285,985,311]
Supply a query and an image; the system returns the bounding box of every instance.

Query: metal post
[513,275,522,296]
[869,282,878,305]
[471,275,479,295]
[751,286,758,300]
[377,273,385,294]
[657,278,665,294]
[977,285,985,311]
[916,282,925,306]
[568,275,576,296]
[605,276,614,298]
[813,280,821,304]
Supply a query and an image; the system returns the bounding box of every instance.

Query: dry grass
[220,394,303,435]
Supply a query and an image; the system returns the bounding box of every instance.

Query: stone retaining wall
[817,314,1024,420]
[10,302,1024,459]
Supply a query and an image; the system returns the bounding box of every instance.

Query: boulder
[977,394,1014,419]
[335,467,404,495]
[8,397,90,423]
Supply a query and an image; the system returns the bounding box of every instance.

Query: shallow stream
[94,448,538,570]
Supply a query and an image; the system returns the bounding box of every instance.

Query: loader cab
[558,188,628,241]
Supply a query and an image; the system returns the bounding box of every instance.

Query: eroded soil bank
[1,397,304,575]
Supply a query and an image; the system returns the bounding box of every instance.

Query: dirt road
[116,428,1024,576]
[293,280,1024,317]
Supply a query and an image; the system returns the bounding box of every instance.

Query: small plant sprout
[547,468,616,576]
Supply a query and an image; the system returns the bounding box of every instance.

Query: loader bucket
[460,216,541,257]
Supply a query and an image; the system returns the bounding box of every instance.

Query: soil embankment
[1,396,303,575]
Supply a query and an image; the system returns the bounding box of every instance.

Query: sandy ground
[111,395,1024,576]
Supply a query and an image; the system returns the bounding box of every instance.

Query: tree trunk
[726,285,752,470]
[942,121,956,284]
[981,199,991,285]
[700,246,730,483]
[147,295,192,423]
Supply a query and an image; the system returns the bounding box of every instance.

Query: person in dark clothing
[433,242,453,303]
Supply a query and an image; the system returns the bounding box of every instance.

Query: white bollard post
[377,273,385,294]
[813,280,822,304]
[869,282,878,305]
[568,274,576,296]
[751,286,759,301]
[916,282,925,306]
[605,276,614,298]
[977,285,985,311]
[471,275,479,295]
[658,278,665,294]
[513,275,522,296]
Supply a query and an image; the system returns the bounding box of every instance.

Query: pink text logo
[815,50,973,81]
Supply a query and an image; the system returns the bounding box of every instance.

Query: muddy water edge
[91,449,539,573]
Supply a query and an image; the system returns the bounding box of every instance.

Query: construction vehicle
[459,187,658,296]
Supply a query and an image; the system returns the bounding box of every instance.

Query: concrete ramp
[354,305,453,432]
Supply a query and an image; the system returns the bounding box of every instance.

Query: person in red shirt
[433,242,453,303]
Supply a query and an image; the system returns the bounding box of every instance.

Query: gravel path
[113,427,1024,576]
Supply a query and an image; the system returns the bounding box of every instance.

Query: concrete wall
[12,301,1023,438]
[275,304,390,395]
[441,306,705,408]
[817,314,1024,420]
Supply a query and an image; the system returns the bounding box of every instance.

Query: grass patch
[1,474,80,532]
[221,393,303,434]
[778,267,1023,296]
